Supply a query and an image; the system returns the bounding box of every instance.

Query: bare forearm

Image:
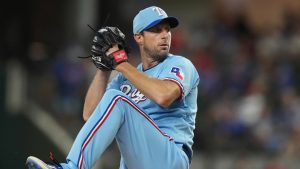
[83,70,111,121]
[116,62,180,107]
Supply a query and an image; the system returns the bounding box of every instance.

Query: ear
[134,33,143,44]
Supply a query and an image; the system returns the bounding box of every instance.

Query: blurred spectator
[51,44,87,116]
[236,76,266,128]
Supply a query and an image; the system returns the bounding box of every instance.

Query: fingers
[106,45,119,56]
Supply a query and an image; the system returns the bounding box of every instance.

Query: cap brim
[142,16,179,32]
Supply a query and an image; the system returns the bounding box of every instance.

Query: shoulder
[165,54,196,68]
[164,54,200,88]
[167,53,200,80]
[166,54,192,63]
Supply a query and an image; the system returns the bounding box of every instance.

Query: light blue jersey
[107,54,199,150]
[60,54,199,169]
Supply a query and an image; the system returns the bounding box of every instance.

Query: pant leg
[60,89,188,169]
[61,89,125,169]
[115,99,189,169]
[118,156,128,169]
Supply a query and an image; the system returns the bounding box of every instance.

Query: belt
[182,144,192,164]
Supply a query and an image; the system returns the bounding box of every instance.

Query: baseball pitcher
[26,6,199,169]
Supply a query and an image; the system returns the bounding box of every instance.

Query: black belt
[182,144,192,164]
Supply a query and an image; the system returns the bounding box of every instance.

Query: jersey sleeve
[158,56,199,97]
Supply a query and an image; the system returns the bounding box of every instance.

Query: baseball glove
[89,26,130,70]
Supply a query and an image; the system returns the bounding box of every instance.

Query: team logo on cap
[171,67,184,80]
[152,7,167,17]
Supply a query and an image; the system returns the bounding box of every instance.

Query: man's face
[141,21,172,61]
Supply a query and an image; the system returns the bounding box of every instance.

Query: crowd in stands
[172,0,300,157]
[27,0,300,158]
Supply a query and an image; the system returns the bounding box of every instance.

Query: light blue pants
[60,89,189,169]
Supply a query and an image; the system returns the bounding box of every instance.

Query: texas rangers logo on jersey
[120,84,147,104]
[171,67,184,80]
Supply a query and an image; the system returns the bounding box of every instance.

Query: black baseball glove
[89,26,130,70]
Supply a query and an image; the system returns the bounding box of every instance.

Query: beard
[143,45,169,62]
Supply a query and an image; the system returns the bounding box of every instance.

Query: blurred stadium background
[1,0,300,168]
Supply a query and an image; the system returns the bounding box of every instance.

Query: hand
[90,26,130,70]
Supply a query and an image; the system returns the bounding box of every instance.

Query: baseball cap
[133,6,179,33]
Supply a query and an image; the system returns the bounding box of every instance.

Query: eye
[146,22,171,33]
[148,27,161,33]
[165,27,170,32]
